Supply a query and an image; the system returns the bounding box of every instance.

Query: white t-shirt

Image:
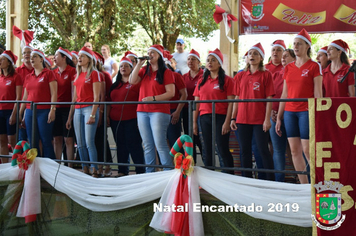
[172,51,190,75]
[103,57,117,76]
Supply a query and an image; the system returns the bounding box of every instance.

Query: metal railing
[0,98,310,177]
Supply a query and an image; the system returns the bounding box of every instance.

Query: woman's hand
[66,118,72,130]
[193,121,198,136]
[222,121,231,135]
[48,109,56,123]
[170,111,180,124]
[275,118,282,137]
[87,115,96,125]
[230,120,237,131]
[142,96,155,102]
[263,118,271,132]
[271,110,277,122]
[9,113,16,125]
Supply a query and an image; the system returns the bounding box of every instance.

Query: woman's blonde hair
[244,60,265,72]
[102,44,111,56]
[76,54,95,80]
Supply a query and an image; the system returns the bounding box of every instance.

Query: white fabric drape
[0,158,312,228]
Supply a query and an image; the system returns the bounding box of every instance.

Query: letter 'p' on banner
[309,98,356,235]
[240,0,356,34]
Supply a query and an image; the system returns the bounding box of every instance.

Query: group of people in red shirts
[0,28,354,182]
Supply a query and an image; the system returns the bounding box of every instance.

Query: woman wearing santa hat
[20,49,57,159]
[323,39,354,97]
[0,50,22,163]
[164,50,187,149]
[276,29,323,184]
[108,57,145,176]
[71,51,79,66]
[52,47,76,165]
[316,46,330,70]
[129,44,175,173]
[270,48,296,182]
[193,48,235,174]
[182,49,204,161]
[66,47,101,176]
[124,51,138,68]
[231,43,275,180]
[265,40,285,75]
[93,51,113,177]
[101,44,118,79]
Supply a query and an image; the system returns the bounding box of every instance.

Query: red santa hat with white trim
[329,39,352,58]
[148,45,164,58]
[163,50,173,65]
[124,51,138,59]
[71,51,79,60]
[318,46,328,55]
[44,57,53,67]
[31,49,45,59]
[188,49,200,61]
[79,46,94,60]
[208,48,224,65]
[271,40,286,51]
[119,57,133,67]
[295,28,312,46]
[249,43,265,59]
[1,50,18,65]
[56,47,72,60]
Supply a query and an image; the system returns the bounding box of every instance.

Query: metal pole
[212,102,216,168]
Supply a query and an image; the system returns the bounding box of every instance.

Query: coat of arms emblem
[250,0,265,21]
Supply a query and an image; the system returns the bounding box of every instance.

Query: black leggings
[237,124,274,180]
[200,114,234,174]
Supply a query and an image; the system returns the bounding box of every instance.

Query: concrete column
[219,0,239,77]
[6,0,30,66]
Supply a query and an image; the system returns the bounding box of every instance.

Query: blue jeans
[167,109,182,149]
[270,118,287,182]
[25,109,55,159]
[111,119,145,175]
[137,112,173,172]
[73,106,99,170]
[234,131,266,179]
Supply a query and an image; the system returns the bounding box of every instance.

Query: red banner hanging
[310,98,356,235]
[240,0,356,34]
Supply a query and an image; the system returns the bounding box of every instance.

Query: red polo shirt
[53,66,76,107]
[170,72,186,109]
[272,68,285,111]
[16,63,33,97]
[265,61,283,76]
[283,59,322,112]
[73,70,101,109]
[234,70,275,124]
[193,75,234,116]
[323,63,354,97]
[183,69,204,101]
[0,72,23,110]
[137,66,175,114]
[24,68,57,109]
[109,82,140,121]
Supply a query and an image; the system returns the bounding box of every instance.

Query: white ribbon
[222,12,235,43]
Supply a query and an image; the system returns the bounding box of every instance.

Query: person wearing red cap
[316,46,330,70]
[193,48,235,174]
[108,57,145,176]
[47,55,57,70]
[231,43,275,180]
[93,51,113,176]
[19,49,57,159]
[16,46,34,142]
[71,51,79,66]
[276,29,323,184]
[265,40,285,75]
[323,39,355,98]
[164,50,187,149]
[44,57,53,70]
[270,48,296,182]
[101,44,118,79]
[182,49,204,161]
[124,51,138,68]
[52,47,76,166]
[129,44,175,173]
[0,50,22,163]
[66,46,102,176]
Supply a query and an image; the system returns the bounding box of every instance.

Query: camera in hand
[138,56,150,60]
